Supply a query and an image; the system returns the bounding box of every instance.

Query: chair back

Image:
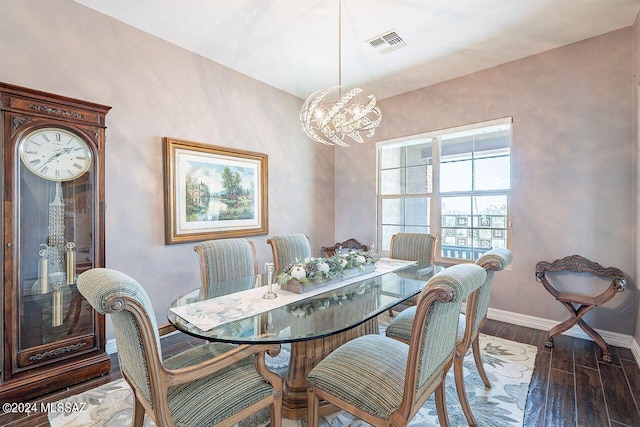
[409,264,486,391]
[77,268,162,407]
[473,248,513,333]
[390,233,437,269]
[194,238,258,298]
[267,234,311,273]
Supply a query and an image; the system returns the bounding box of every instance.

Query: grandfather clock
[0,83,110,401]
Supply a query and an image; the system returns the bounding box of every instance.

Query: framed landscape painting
[164,137,268,244]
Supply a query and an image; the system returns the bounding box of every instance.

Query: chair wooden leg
[434,382,451,427]
[270,399,282,427]
[307,386,319,427]
[132,396,145,427]
[576,318,613,363]
[454,355,478,426]
[472,335,491,388]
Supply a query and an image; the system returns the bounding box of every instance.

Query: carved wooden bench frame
[535,254,626,363]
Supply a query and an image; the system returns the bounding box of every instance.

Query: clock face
[19,128,93,182]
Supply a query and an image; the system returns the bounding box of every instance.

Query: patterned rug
[49,331,536,427]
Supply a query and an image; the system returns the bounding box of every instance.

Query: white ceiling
[74,0,640,100]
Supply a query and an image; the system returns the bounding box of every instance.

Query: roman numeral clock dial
[19,128,92,181]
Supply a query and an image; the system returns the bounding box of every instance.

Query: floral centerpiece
[333,249,378,278]
[277,257,341,287]
[277,249,379,294]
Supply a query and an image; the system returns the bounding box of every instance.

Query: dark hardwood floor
[482,319,640,427]
[1,319,639,426]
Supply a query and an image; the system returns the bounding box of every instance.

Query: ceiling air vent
[366,30,408,55]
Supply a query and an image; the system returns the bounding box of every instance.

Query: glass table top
[167,264,441,344]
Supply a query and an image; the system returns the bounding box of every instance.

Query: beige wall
[0,0,336,337]
[337,28,637,335]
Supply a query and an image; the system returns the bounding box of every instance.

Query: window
[377,118,511,261]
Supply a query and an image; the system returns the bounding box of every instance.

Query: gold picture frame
[163,137,268,244]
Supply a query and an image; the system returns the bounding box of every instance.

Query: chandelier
[299,0,382,147]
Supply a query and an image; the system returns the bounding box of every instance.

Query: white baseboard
[487,307,640,366]
[106,339,117,355]
[632,338,640,368]
[106,309,640,368]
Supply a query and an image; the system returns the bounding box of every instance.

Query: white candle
[39,248,48,294]
[52,285,63,327]
[266,262,274,292]
[66,242,75,285]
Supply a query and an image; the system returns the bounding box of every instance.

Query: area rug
[48,333,536,427]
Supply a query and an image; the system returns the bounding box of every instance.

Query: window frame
[376,117,512,263]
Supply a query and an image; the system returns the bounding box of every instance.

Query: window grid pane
[380,196,430,251]
[378,120,511,259]
[440,195,508,260]
[381,197,430,228]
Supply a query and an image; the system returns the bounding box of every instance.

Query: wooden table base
[281,317,379,420]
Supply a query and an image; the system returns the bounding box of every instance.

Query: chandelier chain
[338,0,341,92]
[299,0,382,146]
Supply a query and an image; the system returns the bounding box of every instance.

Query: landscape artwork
[164,138,268,244]
[184,159,256,223]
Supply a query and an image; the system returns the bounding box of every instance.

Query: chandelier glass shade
[299,0,382,146]
[300,86,381,146]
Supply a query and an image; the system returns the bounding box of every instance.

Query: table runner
[170,258,417,331]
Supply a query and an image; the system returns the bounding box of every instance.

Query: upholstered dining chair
[307,264,487,427]
[390,232,438,269]
[388,232,438,315]
[385,248,513,426]
[321,238,370,257]
[194,238,258,298]
[267,234,312,274]
[77,268,282,427]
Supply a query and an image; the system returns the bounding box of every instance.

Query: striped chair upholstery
[390,232,438,269]
[267,234,312,274]
[307,264,487,427]
[388,232,438,315]
[77,268,282,427]
[194,238,258,298]
[385,248,513,426]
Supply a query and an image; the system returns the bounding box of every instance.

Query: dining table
[167,258,442,420]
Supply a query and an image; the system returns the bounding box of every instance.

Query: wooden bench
[535,255,626,362]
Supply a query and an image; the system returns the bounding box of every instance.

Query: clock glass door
[17,146,97,367]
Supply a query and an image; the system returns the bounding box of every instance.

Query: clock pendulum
[47,182,66,273]
[35,181,77,327]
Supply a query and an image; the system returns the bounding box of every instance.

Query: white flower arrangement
[276,249,378,287]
